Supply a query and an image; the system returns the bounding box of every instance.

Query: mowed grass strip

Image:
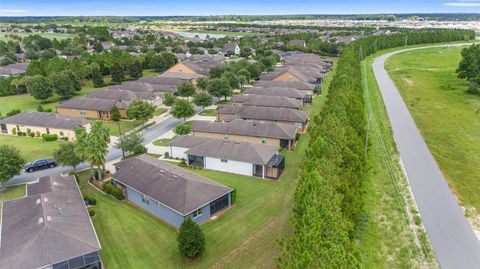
[0,135,62,162]
[385,46,480,212]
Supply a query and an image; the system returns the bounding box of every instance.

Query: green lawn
[0,135,63,162]
[214,100,232,106]
[199,109,217,116]
[385,46,480,213]
[153,138,174,146]
[153,108,168,116]
[103,120,144,136]
[0,32,75,41]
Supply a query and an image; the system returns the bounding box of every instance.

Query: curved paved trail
[372,43,480,269]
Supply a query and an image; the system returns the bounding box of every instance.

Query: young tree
[457,44,480,94]
[90,63,104,87]
[128,60,143,79]
[0,145,25,185]
[196,77,209,91]
[50,72,76,100]
[163,93,176,106]
[75,121,110,180]
[54,143,83,172]
[26,75,53,102]
[237,68,251,82]
[177,81,197,98]
[238,75,248,88]
[177,217,205,260]
[208,66,226,78]
[206,78,232,101]
[110,106,121,121]
[171,99,195,122]
[174,122,191,135]
[115,132,146,156]
[193,91,213,110]
[126,100,155,121]
[111,62,124,84]
[222,71,240,89]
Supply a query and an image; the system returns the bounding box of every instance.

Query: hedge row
[277,28,475,268]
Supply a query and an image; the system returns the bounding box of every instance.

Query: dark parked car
[25,158,57,173]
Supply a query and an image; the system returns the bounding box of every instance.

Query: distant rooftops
[218,105,308,123]
[57,98,118,112]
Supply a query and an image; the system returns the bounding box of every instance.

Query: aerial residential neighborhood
[0,2,480,269]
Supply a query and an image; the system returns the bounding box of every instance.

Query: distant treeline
[276,28,474,268]
[1,13,480,23]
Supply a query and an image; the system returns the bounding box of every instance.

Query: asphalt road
[372,43,480,269]
[5,116,182,186]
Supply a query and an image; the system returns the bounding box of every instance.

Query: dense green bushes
[42,133,58,141]
[104,181,124,200]
[277,28,474,268]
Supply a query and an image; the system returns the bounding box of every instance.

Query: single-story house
[0,175,102,269]
[255,80,316,96]
[0,63,27,78]
[259,66,324,85]
[86,88,161,106]
[217,105,309,132]
[57,98,123,120]
[0,112,90,141]
[112,155,233,228]
[244,86,311,104]
[231,95,303,109]
[222,43,240,55]
[169,136,285,179]
[191,119,298,150]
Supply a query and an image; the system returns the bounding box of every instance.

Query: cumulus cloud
[444,0,480,7]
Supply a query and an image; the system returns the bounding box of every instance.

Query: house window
[46,128,50,134]
[261,137,267,144]
[295,122,302,128]
[192,208,202,218]
[221,159,228,163]
[16,125,20,131]
[80,109,86,115]
[141,194,150,205]
[224,134,229,140]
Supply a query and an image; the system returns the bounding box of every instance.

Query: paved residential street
[5,116,183,186]
[372,44,480,269]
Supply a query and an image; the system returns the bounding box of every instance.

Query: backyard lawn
[102,120,144,136]
[386,46,480,213]
[153,137,175,146]
[199,109,217,116]
[0,135,63,162]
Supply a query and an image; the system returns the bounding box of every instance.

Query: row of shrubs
[103,181,124,200]
[10,128,68,141]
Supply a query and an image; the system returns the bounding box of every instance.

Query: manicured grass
[214,100,231,106]
[199,109,217,116]
[355,49,439,268]
[153,138,174,146]
[0,135,63,162]
[0,32,75,41]
[0,184,25,203]
[385,46,480,212]
[103,120,144,136]
[153,108,168,116]
[74,75,332,268]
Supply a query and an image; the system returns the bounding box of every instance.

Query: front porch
[253,154,285,179]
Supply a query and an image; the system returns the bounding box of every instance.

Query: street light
[117,122,125,158]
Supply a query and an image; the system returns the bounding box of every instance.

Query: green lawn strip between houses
[0,135,63,162]
[199,109,217,116]
[385,46,480,215]
[102,120,144,136]
[75,67,335,268]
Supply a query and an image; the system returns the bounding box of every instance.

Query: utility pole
[117,122,125,158]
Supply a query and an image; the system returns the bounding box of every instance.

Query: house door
[0,124,6,134]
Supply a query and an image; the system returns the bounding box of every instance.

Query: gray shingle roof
[87,88,155,101]
[0,175,101,269]
[0,112,89,130]
[191,119,297,140]
[244,87,306,99]
[0,63,27,76]
[159,71,205,80]
[57,98,117,111]
[231,95,302,109]
[112,155,232,215]
[139,76,185,86]
[170,135,279,165]
[255,80,315,91]
[218,105,308,123]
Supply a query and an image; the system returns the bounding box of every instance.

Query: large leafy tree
[163,93,176,106]
[177,217,205,259]
[50,72,76,100]
[457,44,480,94]
[128,60,143,79]
[0,145,25,185]
[89,63,104,87]
[206,78,232,101]
[115,132,146,156]
[127,100,155,121]
[222,71,240,89]
[193,91,213,110]
[171,99,195,122]
[111,62,124,84]
[26,75,53,102]
[177,82,197,98]
[54,143,83,172]
[75,121,110,179]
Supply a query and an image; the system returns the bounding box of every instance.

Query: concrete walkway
[372,43,480,269]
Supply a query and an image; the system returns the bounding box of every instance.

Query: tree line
[277,28,475,268]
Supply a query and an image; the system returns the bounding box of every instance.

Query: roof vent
[38,218,44,224]
[58,207,62,215]
[46,216,52,221]
[160,169,165,173]
[36,199,41,205]
[53,182,59,186]
[172,175,178,178]
[43,197,48,202]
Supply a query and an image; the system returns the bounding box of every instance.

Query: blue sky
[0,0,479,16]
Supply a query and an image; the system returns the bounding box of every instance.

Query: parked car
[25,158,57,173]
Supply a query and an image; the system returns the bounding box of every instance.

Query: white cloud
[444,0,480,6]
[0,9,28,13]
